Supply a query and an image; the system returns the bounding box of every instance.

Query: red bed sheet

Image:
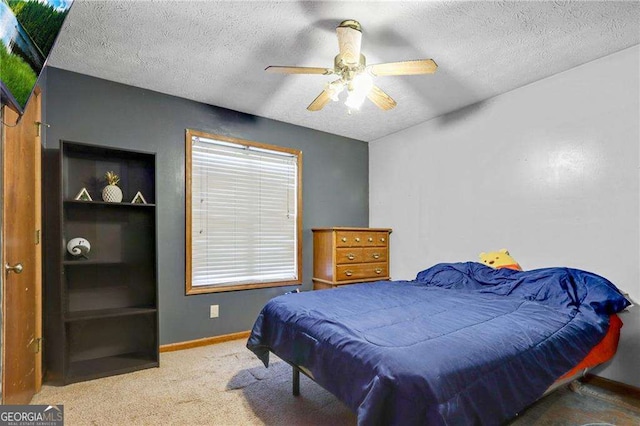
[560,314,622,380]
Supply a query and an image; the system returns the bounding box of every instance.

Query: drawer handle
[345,270,353,277]
[380,237,386,243]
[347,253,356,260]
[375,268,382,274]
[372,253,380,259]
[341,237,347,242]
[368,237,373,242]
[355,237,361,242]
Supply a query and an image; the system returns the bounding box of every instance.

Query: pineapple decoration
[102,171,123,203]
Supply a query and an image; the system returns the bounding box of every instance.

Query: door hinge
[35,121,50,137]
[35,229,40,245]
[33,337,42,353]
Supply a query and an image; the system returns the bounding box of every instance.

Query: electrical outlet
[209,304,219,318]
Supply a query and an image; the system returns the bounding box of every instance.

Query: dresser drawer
[362,247,387,262]
[336,231,364,247]
[363,232,389,247]
[336,248,364,264]
[336,263,388,282]
[337,248,387,264]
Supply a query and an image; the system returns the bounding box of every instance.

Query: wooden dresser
[312,227,392,290]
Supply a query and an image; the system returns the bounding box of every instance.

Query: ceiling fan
[265,20,437,112]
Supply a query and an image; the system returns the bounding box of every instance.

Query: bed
[247,262,630,425]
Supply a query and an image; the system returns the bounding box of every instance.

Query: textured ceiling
[49,1,640,142]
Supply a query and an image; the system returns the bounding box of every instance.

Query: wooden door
[1,89,42,404]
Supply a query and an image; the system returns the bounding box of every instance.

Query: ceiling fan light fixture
[344,92,365,110]
[353,72,374,94]
[326,80,345,101]
[345,72,374,109]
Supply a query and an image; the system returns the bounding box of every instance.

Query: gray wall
[44,67,368,345]
[370,45,640,386]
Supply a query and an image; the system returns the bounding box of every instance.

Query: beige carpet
[32,340,355,425]
[32,339,640,425]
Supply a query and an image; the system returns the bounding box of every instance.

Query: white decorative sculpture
[67,237,91,258]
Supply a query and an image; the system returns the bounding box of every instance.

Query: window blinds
[191,136,298,287]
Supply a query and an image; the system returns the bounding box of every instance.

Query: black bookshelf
[44,141,158,384]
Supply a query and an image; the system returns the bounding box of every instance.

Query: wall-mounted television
[0,0,73,115]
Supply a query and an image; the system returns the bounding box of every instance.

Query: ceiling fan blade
[368,59,438,76]
[307,90,332,111]
[336,20,362,66]
[367,85,397,110]
[265,66,334,75]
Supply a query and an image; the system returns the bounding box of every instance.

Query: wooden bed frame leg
[292,366,300,396]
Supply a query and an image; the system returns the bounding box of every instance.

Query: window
[185,130,302,294]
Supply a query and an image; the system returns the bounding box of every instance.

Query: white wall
[370,45,640,387]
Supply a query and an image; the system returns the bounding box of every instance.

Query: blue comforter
[247,262,629,425]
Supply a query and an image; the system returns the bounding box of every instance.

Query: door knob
[5,262,23,274]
